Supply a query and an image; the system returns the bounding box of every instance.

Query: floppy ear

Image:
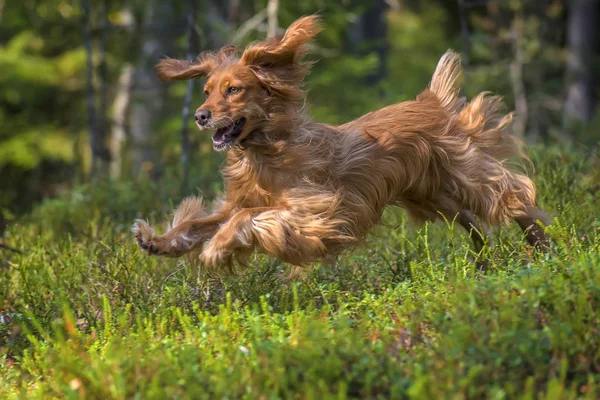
[155,46,238,82]
[155,53,216,82]
[240,15,322,67]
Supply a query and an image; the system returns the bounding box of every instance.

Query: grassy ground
[1,146,599,399]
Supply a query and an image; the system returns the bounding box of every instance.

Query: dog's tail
[429,51,526,163]
[428,50,537,224]
[429,51,464,114]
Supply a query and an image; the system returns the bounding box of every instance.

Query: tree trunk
[347,0,389,86]
[206,0,233,48]
[364,0,389,85]
[180,0,197,194]
[110,65,133,179]
[510,19,528,137]
[266,0,279,38]
[457,0,470,82]
[81,0,110,178]
[129,0,177,180]
[0,0,6,29]
[228,0,241,25]
[94,0,110,176]
[564,0,598,126]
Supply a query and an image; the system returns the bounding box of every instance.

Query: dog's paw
[132,219,169,256]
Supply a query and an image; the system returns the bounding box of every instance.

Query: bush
[1,146,599,398]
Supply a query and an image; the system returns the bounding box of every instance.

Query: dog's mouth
[212,118,246,151]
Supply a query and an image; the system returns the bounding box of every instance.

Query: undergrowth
[0,146,599,399]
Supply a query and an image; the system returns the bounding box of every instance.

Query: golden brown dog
[133,15,549,270]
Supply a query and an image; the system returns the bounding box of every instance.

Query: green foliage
[0,128,73,169]
[0,2,84,212]
[467,0,569,137]
[2,0,597,217]
[309,53,381,124]
[1,0,599,393]
[386,4,453,102]
[1,146,599,398]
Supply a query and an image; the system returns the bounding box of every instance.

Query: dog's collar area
[235,130,261,150]
[235,141,251,151]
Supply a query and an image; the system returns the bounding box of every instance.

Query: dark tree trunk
[228,0,241,25]
[347,0,389,86]
[457,0,470,80]
[95,0,111,176]
[564,0,598,125]
[81,0,110,178]
[205,0,234,48]
[129,0,177,180]
[363,0,389,85]
[180,0,197,194]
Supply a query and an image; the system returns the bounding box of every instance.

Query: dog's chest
[224,156,293,208]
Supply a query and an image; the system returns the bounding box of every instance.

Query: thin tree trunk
[527,0,553,144]
[81,0,110,177]
[94,0,111,176]
[345,0,389,88]
[180,0,197,194]
[510,20,528,137]
[206,0,233,48]
[564,0,598,126]
[130,0,175,179]
[110,65,133,179]
[457,0,470,83]
[228,0,241,25]
[0,0,5,28]
[361,0,389,86]
[267,0,278,38]
[81,0,98,177]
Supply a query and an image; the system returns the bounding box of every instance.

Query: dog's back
[337,51,540,229]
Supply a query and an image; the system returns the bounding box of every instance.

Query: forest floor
[1,146,599,399]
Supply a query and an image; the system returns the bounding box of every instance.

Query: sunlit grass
[1,146,599,398]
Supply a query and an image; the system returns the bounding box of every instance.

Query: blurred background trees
[0,0,598,219]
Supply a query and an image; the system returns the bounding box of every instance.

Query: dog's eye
[226,86,242,95]
[204,89,209,97]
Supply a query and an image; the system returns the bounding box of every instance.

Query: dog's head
[156,15,322,151]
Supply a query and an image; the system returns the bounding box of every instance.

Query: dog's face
[155,16,322,151]
[196,63,265,150]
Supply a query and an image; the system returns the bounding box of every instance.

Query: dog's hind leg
[455,210,490,271]
[436,199,490,269]
[436,199,490,254]
[514,207,550,251]
[456,210,489,254]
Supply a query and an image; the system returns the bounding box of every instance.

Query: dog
[133,15,549,271]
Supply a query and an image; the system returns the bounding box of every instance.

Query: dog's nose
[194,109,211,125]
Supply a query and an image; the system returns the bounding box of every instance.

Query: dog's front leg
[133,197,231,258]
[200,208,352,268]
[133,216,225,257]
[199,208,258,267]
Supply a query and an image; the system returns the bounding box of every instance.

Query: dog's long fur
[133,15,549,270]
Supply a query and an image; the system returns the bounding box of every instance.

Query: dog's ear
[155,46,237,82]
[155,53,216,82]
[240,15,322,68]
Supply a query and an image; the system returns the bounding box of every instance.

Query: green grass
[1,146,599,399]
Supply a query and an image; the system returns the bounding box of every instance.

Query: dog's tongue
[213,125,234,143]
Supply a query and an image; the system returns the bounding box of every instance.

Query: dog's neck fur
[222,117,334,208]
